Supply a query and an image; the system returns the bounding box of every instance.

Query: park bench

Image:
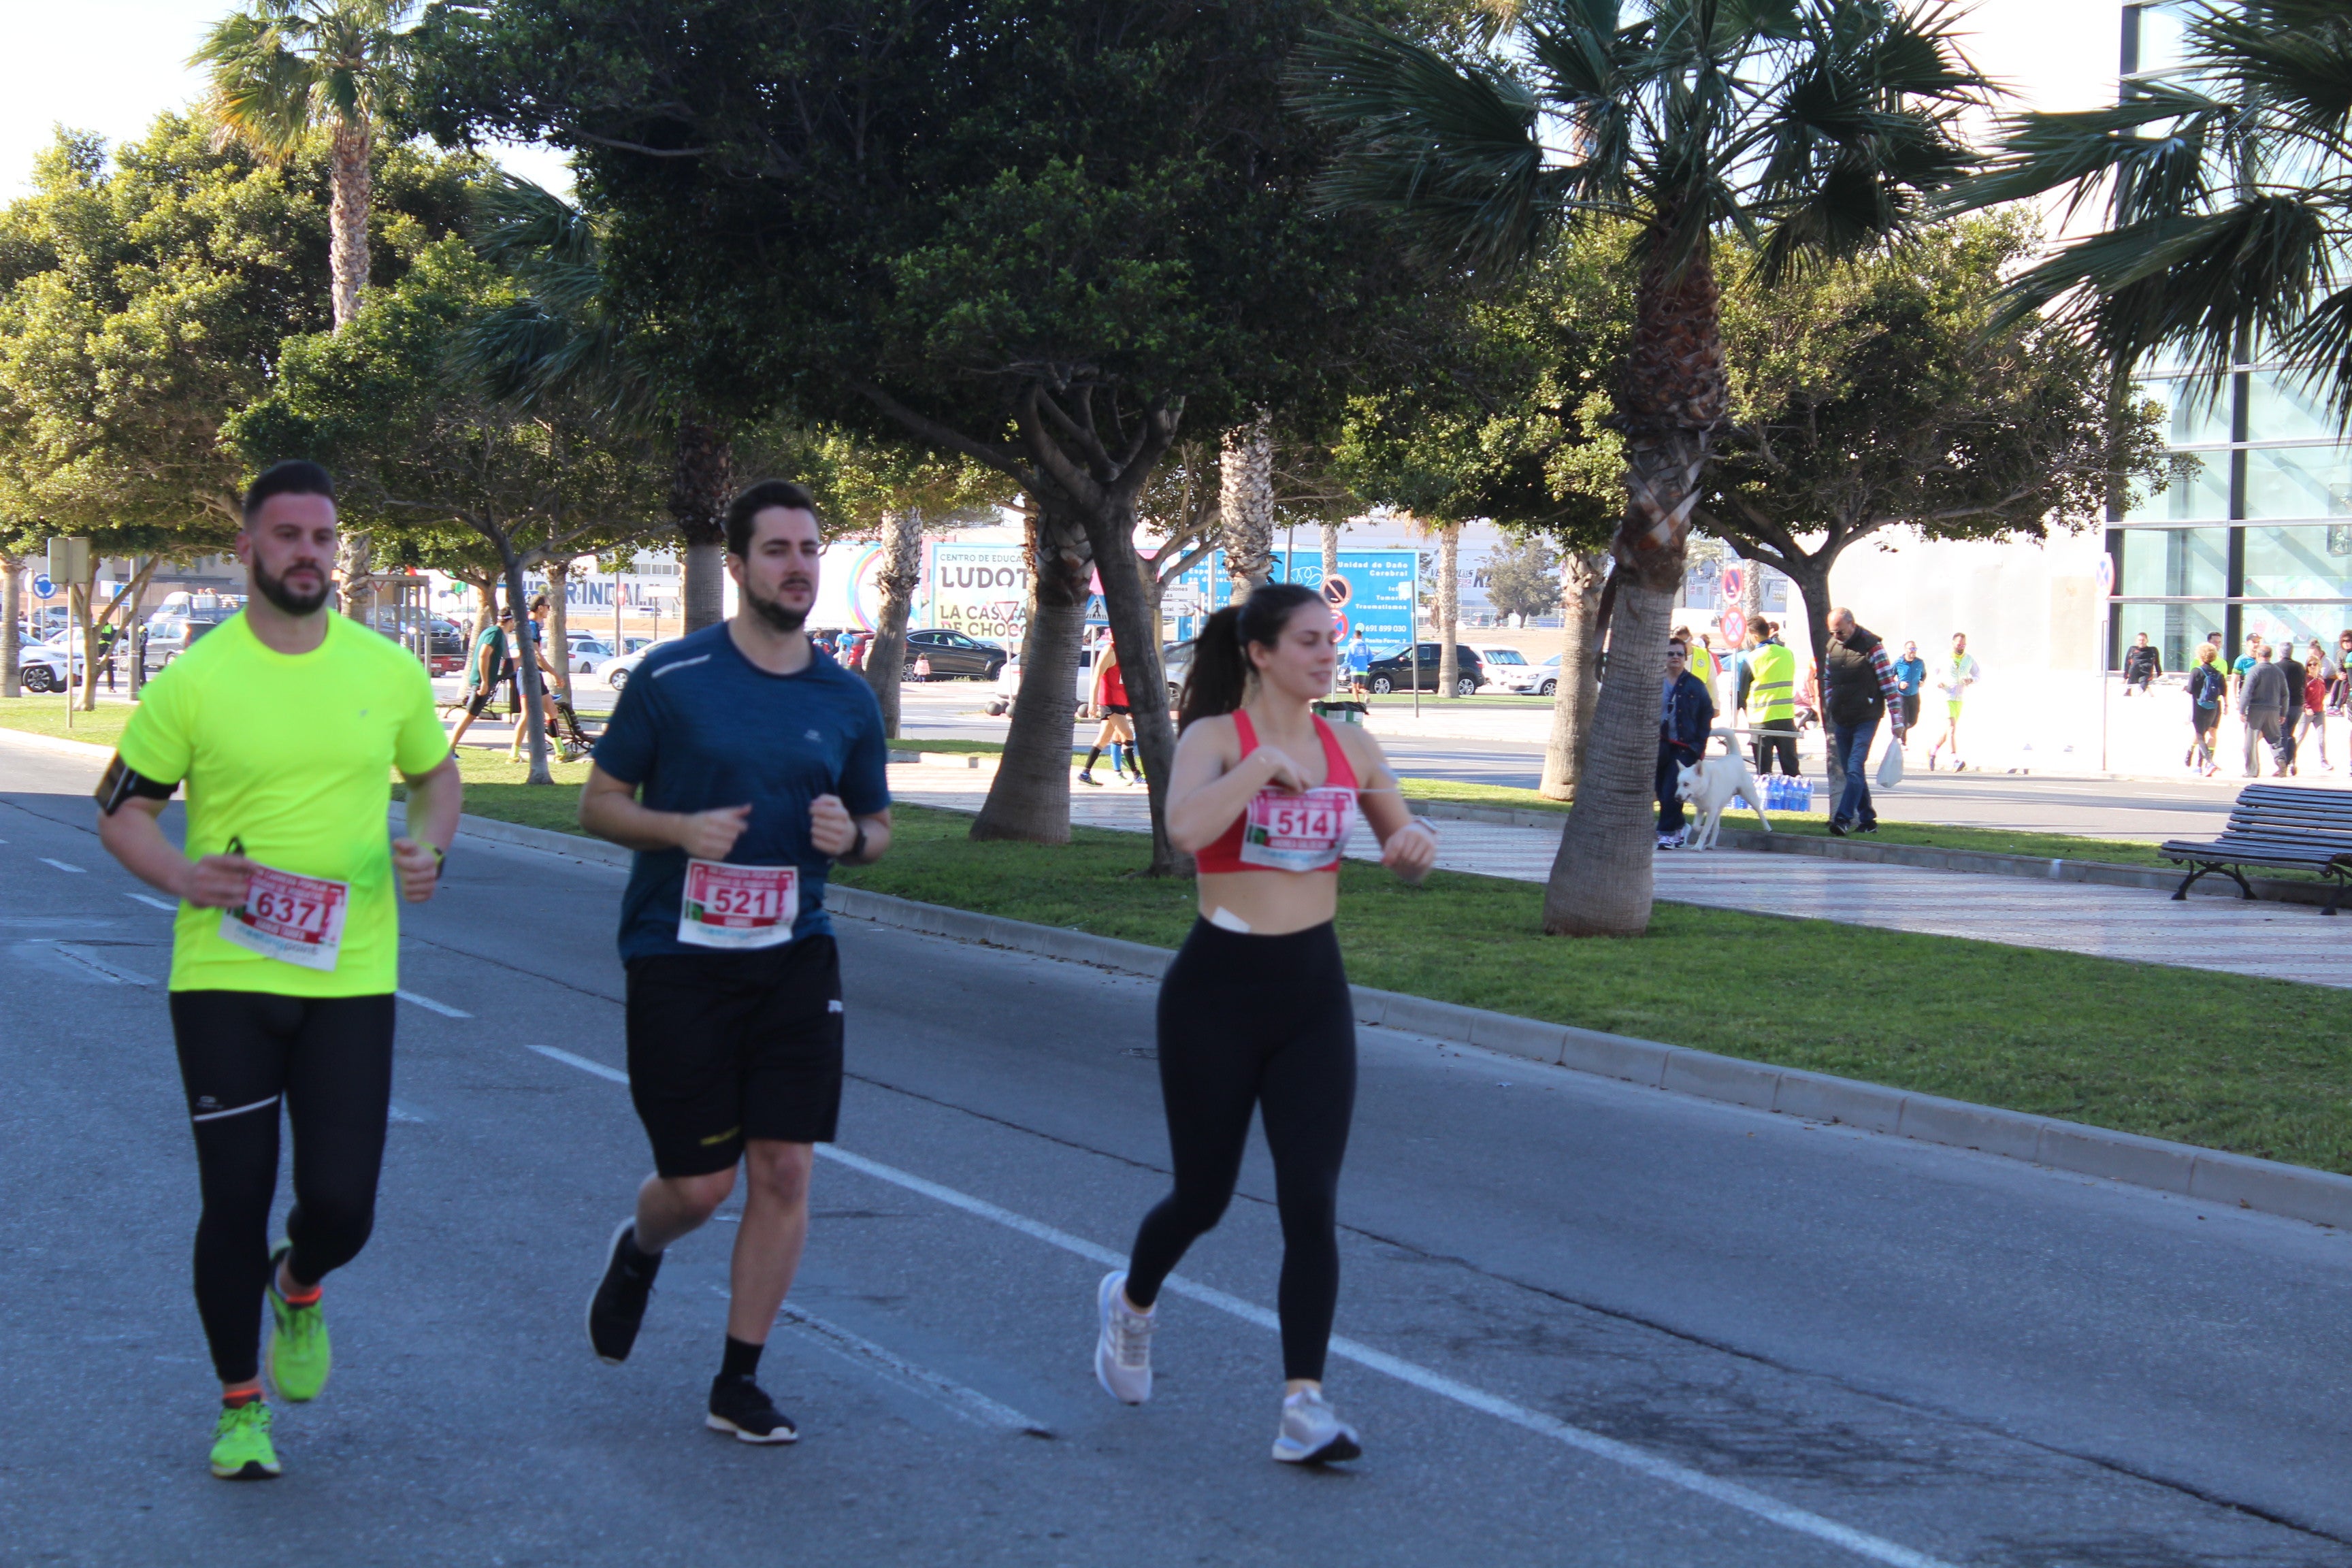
[2158,785,2352,915]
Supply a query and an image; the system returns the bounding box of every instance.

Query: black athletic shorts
[624,936,844,1177]
[1102,703,1130,716]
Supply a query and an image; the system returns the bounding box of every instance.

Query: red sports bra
[1194,710,1360,875]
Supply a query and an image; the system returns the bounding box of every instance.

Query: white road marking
[397,989,473,1019]
[520,1043,1953,1568]
[40,858,85,874]
[526,1043,630,1084]
[125,893,178,913]
[710,1287,1049,1437]
[389,1101,433,1124]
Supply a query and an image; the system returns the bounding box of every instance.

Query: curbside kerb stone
[431,808,2352,1233]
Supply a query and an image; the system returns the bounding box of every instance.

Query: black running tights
[169,991,397,1385]
[1125,919,1355,1382]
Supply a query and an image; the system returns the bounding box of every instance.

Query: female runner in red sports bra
[1091,582,1437,1465]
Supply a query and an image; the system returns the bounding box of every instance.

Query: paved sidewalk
[889,762,2351,990]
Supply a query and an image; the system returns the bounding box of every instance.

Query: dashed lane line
[523,1042,1956,1568]
[125,893,178,913]
[39,858,84,874]
[397,989,473,1019]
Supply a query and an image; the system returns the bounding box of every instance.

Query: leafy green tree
[228,238,670,782]
[1694,217,2170,736]
[416,0,1440,871]
[1335,225,1629,794]
[1297,0,1989,935]
[0,116,472,702]
[195,0,420,331]
[1482,536,1561,624]
[1953,1,2352,427]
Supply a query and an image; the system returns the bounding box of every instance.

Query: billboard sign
[931,544,1029,644]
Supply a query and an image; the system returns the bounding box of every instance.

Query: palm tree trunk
[1783,557,1838,802]
[1437,522,1460,698]
[1544,578,1674,933]
[499,546,553,786]
[1220,409,1274,598]
[1,551,20,698]
[671,414,733,632]
[336,527,375,632]
[1320,520,1340,587]
[328,114,372,331]
[971,502,1091,844]
[1539,551,1607,800]
[863,508,924,738]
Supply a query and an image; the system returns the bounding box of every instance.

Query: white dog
[1675,730,1771,850]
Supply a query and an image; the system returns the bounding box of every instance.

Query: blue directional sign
[32,574,54,598]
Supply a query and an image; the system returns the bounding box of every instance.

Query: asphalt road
[3,737,2349,1567]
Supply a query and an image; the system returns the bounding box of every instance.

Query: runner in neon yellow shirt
[95,461,461,1482]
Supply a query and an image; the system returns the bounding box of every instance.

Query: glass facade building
[2106,3,2352,670]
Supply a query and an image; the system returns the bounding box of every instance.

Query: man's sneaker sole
[704,1411,800,1445]
[210,1454,282,1480]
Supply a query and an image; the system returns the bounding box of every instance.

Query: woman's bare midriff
[1195,868,1341,936]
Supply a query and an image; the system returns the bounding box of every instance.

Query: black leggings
[1126,919,1356,1382]
[169,992,397,1385]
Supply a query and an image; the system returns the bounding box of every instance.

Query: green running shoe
[210,1401,281,1480]
[265,1243,330,1403]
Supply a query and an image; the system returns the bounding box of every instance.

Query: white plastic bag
[1876,741,1906,789]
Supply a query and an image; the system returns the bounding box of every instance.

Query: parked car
[1473,645,1541,693]
[566,634,617,674]
[1160,638,1197,702]
[363,612,467,674]
[16,636,89,693]
[142,607,235,672]
[594,637,681,689]
[1527,653,1560,697]
[903,627,1006,681]
[1362,642,1485,697]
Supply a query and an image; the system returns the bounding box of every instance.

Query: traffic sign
[1719,607,1745,644]
[1718,565,1744,601]
[1320,574,1352,608]
[32,574,55,599]
[2095,553,2114,595]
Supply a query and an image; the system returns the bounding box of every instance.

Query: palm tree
[194,0,415,333]
[1294,0,1987,935]
[1952,1,2352,429]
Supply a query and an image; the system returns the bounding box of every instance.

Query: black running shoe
[707,1377,799,1444]
[587,1221,661,1365]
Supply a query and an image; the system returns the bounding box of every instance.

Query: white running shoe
[1094,1271,1155,1405]
[1271,1388,1361,1464]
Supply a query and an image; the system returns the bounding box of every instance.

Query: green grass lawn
[0,692,133,749]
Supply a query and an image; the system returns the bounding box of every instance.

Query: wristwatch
[847,823,868,864]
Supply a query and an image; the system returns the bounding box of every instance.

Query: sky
[1,0,2127,201]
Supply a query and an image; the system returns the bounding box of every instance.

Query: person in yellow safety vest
[1685,634,1718,689]
[1737,615,1800,779]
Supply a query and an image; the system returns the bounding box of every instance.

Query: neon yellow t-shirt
[115,612,450,996]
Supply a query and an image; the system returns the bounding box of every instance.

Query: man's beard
[252,555,331,616]
[743,575,810,635]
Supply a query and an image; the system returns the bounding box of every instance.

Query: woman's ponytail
[1176,582,1325,732]
[1177,606,1249,732]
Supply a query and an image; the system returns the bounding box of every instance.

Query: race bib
[218,864,350,972]
[678,860,800,949]
[1239,787,1355,872]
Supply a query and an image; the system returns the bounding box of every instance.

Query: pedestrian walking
[2122,632,2161,696]
[2274,641,2306,774]
[507,596,580,764]
[1822,608,1908,836]
[2296,650,2332,770]
[579,480,893,1446]
[1344,629,1371,696]
[1735,614,1799,779]
[91,460,461,1481]
[2185,644,2227,775]
[1079,636,1139,785]
[1892,640,1926,737]
[2231,634,2267,707]
[447,607,515,749]
[1927,632,1979,770]
[2238,644,2288,777]
[1092,583,1436,1467]
[1654,640,1715,849]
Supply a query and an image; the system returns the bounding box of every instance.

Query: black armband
[95,755,178,816]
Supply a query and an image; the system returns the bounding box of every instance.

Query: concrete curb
[0,726,114,759]
[819,885,2352,1232]
[402,805,2352,1231]
[1405,798,2336,909]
